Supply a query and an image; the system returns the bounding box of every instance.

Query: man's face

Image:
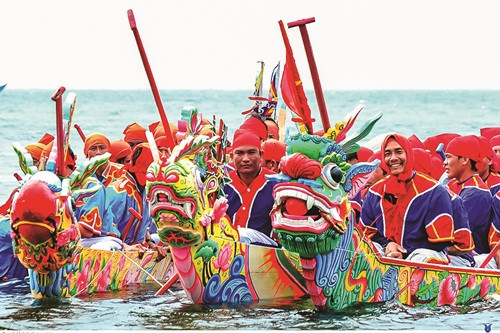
[444,152,464,180]
[87,143,108,159]
[127,139,144,150]
[384,138,407,176]
[233,145,262,176]
[493,145,500,156]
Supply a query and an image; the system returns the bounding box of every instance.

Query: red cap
[357,146,374,163]
[123,122,147,143]
[232,129,261,151]
[152,122,178,139]
[239,117,267,141]
[408,134,426,149]
[446,135,483,169]
[109,140,132,163]
[84,133,110,156]
[474,135,493,160]
[423,133,460,152]
[412,148,432,177]
[262,139,286,162]
[480,127,500,141]
[490,135,500,148]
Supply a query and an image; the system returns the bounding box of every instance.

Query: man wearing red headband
[261,139,286,173]
[239,114,268,142]
[361,133,466,265]
[224,131,277,237]
[123,122,147,149]
[106,143,166,255]
[445,135,500,268]
[474,136,500,196]
[109,140,132,165]
[264,118,280,140]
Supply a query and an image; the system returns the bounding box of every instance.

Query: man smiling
[361,133,459,264]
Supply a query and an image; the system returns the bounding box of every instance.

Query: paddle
[74,124,86,142]
[127,9,175,151]
[288,17,330,132]
[51,87,66,176]
[155,272,179,296]
[479,241,500,268]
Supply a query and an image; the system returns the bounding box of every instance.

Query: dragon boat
[145,109,308,304]
[5,144,175,298]
[3,89,175,299]
[270,131,500,311]
[265,17,500,312]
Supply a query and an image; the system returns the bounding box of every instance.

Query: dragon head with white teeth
[269,131,380,259]
[146,134,221,248]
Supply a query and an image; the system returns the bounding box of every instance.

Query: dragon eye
[330,166,343,183]
[322,163,344,189]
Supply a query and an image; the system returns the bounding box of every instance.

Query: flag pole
[127,9,175,150]
[288,17,330,132]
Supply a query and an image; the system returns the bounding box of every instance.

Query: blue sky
[2,0,500,90]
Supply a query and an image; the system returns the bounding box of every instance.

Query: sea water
[0,89,499,330]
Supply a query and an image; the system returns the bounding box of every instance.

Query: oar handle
[52,86,66,176]
[74,124,86,142]
[127,9,175,150]
[479,241,500,268]
[127,9,137,29]
[287,17,330,132]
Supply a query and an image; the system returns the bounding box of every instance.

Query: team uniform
[361,171,454,263]
[225,167,277,237]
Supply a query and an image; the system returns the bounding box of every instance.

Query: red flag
[279,20,314,134]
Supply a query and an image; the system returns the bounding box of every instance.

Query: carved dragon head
[270,107,381,259]
[10,143,109,274]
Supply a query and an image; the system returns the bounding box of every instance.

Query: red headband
[232,130,261,151]
[109,140,132,162]
[239,116,267,141]
[84,133,110,156]
[123,122,147,143]
[262,139,286,162]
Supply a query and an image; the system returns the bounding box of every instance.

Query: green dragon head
[270,110,381,259]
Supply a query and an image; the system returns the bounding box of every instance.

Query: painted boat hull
[27,246,175,298]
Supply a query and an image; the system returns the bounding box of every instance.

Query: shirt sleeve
[424,185,454,243]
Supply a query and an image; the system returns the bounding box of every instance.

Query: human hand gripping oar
[127,9,175,151]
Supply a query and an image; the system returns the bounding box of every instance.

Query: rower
[261,139,286,173]
[361,133,456,264]
[123,122,147,149]
[109,139,132,165]
[224,131,277,238]
[444,135,500,268]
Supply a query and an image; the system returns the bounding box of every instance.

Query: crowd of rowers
[5,111,500,273]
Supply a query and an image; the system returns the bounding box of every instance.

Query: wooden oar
[155,272,179,296]
[74,124,86,142]
[479,241,500,268]
[288,17,330,132]
[127,9,175,150]
[51,87,66,176]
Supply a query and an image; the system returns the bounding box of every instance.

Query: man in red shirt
[224,131,277,237]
